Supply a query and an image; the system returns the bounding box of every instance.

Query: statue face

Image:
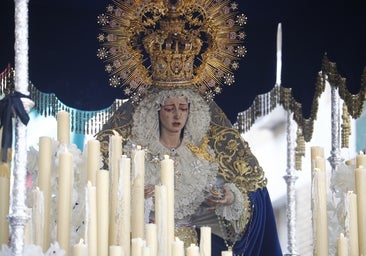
[159,97,189,135]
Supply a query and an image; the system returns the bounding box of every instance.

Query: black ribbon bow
[0,91,31,162]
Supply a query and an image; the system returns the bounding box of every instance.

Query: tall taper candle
[161,155,174,255]
[32,187,44,248]
[86,182,97,256]
[119,155,131,256]
[38,136,52,251]
[131,146,145,239]
[73,238,88,256]
[313,167,328,256]
[109,134,122,245]
[155,185,168,256]
[200,226,211,256]
[0,147,11,246]
[337,233,348,256]
[57,111,70,144]
[97,170,110,256]
[87,139,100,186]
[355,166,366,255]
[345,191,358,256]
[356,152,366,168]
[57,151,73,255]
[146,223,157,256]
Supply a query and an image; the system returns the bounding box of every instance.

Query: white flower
[24,244,44,256]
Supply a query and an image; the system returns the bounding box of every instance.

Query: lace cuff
[215,183,245,221]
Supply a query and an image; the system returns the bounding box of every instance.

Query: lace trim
[127,89,219,220]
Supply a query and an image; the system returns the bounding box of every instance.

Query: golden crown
[97,0,247,102]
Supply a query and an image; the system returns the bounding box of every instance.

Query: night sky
[1,0,365,123]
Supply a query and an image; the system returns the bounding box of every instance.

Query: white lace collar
[128,89,219,220]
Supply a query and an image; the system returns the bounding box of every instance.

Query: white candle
[171,237,184,256]
[337,233,349,256]
[221,251,233,256]
[186,243,200,256]
[86,182,97,256]
[356,152,366,168]
[131,146,145,239]
[97,170,110,256]
[57,111,70,144]
[0,154,10,246]
[119,155,131,256]
[87,139,100,186]
[38,136,52,251]
[355,166,366,255]
[160,155,175,253]
[200,226,211,256]
[312,167,328,255]
[109,134,122,245]
[155,185,168,256]
[57,151,73,255]
[142,246,151,256]
[110,245,124,256]
[345,191,358,255]
[131,237,144,256]
[145,223,157,256]
[310,146,324,170]
[32,187,44,248]
[73,238,88,256]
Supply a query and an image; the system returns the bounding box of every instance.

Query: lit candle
[110,245,124,256]
[345,191,358,255]
[131,145,145,239]
[57,111,70,144]
[0,147,11,246]
[38,136,52,251]
[86,182,97,256]
[119,155,131,256]
[186,243,200,256]
[155,185,168,256]
[32,187,44,248]
[171,237,184,256]
[355,166,366,255]
[73,238,88,256]
[161,155,175,252]
[337,233,348,256]
[57,151,73,255]
[200,226,211,256]
[312,167,328,255]
[97,169,110,256]
[146,223,157,256]
[87,139,100,186]
[109,134,122,245]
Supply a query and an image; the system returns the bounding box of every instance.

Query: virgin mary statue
[96,0,283,255]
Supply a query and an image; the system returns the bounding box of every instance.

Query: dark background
[1,0,365,123]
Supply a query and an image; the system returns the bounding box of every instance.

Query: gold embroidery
[186,136,217,162]
[207,123,267,193]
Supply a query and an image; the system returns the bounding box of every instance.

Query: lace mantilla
[127,88,219,220]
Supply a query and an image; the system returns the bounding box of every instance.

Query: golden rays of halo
[97,0,247,103]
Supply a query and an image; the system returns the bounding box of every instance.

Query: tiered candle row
[28,111,222,255]
[311,146,366,256]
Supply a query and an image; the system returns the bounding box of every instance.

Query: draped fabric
[96,93,282,255]
[196,188,282,256]
[0,91,30,162]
